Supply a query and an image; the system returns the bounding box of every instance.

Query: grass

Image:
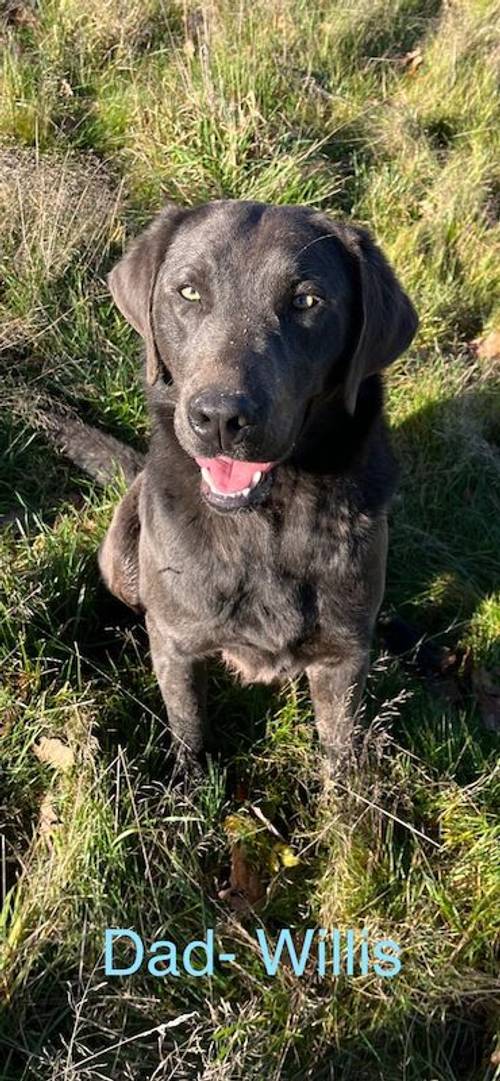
[0,0,499,1077]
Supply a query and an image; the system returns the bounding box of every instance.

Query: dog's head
[108,200,417,512]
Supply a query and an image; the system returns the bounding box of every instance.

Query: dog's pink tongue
[195,456,273,493]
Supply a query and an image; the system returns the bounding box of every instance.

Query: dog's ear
[107,203,186,385]
[338,225,418,414]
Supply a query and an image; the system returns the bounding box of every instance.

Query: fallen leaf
[275,843,300,869]
[472,667,500,732]
[218,842,266,911]
[421,645,473,707]
[402,47,423,74]
[59,78,74,98]
[33,737,74,771]
[490,1048,500,1066]
[379,617,472,702]
[268,842,300,873]
[470,330,500,360]
[379,616,444,672]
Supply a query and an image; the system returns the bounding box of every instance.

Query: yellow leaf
[273,842,300,868]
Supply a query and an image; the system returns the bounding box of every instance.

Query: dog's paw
[170,745,206,792]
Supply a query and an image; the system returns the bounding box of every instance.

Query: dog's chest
[217,537,358,682]
[218,564,328,683]
[150,488,369,683]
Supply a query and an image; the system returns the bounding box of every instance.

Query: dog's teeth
[201,467,217,491]
[250,471,262,489]
[201,470,253,500]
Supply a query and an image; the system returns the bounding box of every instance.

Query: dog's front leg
[146,615,207,767]
[308,517,388,769]
[306,651,369,767]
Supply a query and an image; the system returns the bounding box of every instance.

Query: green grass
[1,0,499,1077]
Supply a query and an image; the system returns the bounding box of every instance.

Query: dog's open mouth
[195,456,276,511]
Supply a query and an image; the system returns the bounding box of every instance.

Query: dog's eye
[292,293,320,310]
[179,285,201,302]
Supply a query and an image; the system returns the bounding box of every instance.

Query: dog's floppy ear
[107,203,186,385]
[339,225,418,415]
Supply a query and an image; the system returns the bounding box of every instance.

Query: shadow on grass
[0,945,78,1081]
[0,917,496,1081]
[0,408,83,524]
[388,378,500,627]
[339,0,443,67]
[304,1000,496,1081]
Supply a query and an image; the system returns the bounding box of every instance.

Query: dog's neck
[290,373,384,475]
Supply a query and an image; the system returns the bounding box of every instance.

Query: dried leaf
[218,842,266,911]
[472,667,500,732]
[380,618,473,706]
[59,78,74,98]
[33,737,74,772]
[402,48,423,74]
[470,330,500,360]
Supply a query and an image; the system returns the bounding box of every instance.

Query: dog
[99,200,418,770]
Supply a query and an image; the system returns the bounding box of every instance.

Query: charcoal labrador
[99,200,418,770]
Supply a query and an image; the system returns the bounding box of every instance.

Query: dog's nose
[188,391,257,452]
